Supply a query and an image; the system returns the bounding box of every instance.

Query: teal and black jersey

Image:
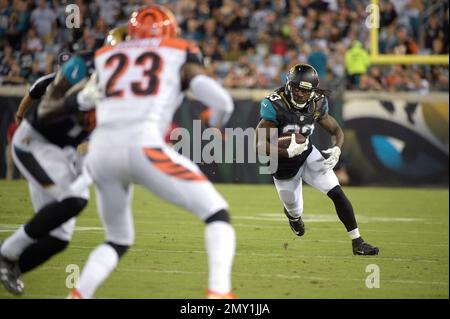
[260,86,329,137]
[259,86,329,179]
[25,50,95,148]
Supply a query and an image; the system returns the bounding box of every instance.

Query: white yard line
[0,224,103,231]
[1,221,447,250]
[36,265,449,287]
[67,246,445,263]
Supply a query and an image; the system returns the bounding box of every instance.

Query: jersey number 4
[105,52,162,97]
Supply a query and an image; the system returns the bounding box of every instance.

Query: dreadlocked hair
[313,87,331,97]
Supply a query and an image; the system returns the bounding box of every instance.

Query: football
[278,132,306,149]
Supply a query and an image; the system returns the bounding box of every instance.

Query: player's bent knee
[24,197,87,239]
[327,185,352,207]
[59,197,88,220]
[106,241,129,258]
[63,197,88,216]
[279,190,297,205]
[327,185,344,199]
[204,209,230,224]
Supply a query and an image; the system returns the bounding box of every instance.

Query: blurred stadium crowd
[0,0,448,92]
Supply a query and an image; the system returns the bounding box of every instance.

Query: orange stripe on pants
[143,148,207,182]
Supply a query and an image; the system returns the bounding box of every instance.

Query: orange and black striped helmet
[128,5,178,39]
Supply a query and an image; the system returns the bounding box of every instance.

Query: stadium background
[0,0,448,186]
[0,0,448,300]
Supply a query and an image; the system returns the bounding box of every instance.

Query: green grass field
[0,180,448,299]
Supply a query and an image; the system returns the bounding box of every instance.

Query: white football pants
[274,145,340,218]
[11,121,89,241]
[85,144,229,246]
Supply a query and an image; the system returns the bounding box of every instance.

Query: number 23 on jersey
[102,51,162,98]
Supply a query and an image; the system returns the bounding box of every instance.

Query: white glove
[286,134,309,158]
[69,163,93,194]
[322,146,341,170]
[77,72,100,111]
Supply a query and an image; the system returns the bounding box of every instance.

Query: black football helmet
[285,64,319,109]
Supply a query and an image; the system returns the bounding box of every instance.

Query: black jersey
[25,51,95,148]
[259,86,329,179]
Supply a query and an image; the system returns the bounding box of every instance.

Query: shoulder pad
[313,92,325,101]
[315,94,328,105]
[265,90,286,110]
[313,95,329,118]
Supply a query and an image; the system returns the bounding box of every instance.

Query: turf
[0,180,448,299]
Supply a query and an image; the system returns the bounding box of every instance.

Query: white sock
[205,221,235,294]
[348,228,361,240]
[77,244,119,299]
[1,226,36,261]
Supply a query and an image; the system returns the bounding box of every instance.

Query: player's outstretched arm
[37,70,74,122]
[182,62,234,129]
[18,73,57,123]
[318,114,344,149]
[15,94,33,124]
[38,53,92,123]
[318,114,344,170]
[38,73,92,123]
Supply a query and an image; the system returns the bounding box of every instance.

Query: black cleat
[352,237,379,256]
[283,208,305,237]
[0,244,24,296]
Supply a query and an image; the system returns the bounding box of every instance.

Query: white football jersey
[93,37,200,146]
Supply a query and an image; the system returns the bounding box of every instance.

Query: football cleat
[67,288,83,299]
[284,208,305,236]
[207,289,237,299]
[0,244,24,296]
[352,237,379,255]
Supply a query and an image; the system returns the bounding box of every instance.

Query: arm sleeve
[317,96,329,120]
[260,98,278,124]
[189,74,234,127]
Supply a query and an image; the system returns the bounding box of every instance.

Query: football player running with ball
[255,64,379,256]
[66,5,236,299]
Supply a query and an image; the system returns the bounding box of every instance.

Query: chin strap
[292,93,315,109]
[294,102,307,109]
[287,84,315,109]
